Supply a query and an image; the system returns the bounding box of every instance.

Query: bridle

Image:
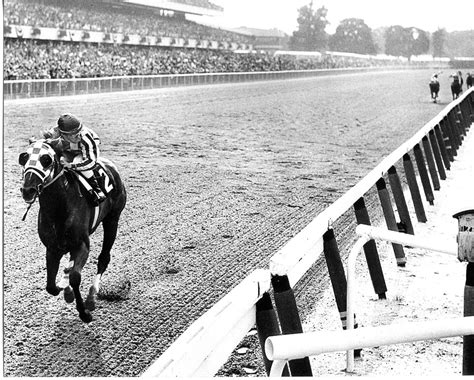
[21,141,66,219]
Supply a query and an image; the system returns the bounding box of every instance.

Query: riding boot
[88,176,107,205]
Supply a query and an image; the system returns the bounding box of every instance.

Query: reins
[21,165,66,222]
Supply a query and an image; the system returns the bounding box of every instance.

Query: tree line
[289,1,449,58]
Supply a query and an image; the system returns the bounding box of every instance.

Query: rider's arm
[41,126,60,139]
[70,131,101,171]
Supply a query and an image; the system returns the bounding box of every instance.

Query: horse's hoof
[64,286,75,303]
[46,285,61,296]
[80,310,93,323]
[85,286,97,311]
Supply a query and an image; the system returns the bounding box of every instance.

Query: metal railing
[4,67,401,100]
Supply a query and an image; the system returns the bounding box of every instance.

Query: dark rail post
[439,118,455,162]
[455,105,467,136]
[271,274,313,376]
[434,124,451,170]
[453,210,474,375]
[459,105,469,134]
[443,116,458,157]
[402,154,427,223]
[429,129,447,179]
[323,229,361,357]
[413,144,435,205]
[354,197,387,299]
[256,292,289,376]
[447,111,462,149]
[376,178,406,266]
[387,166,415,234]
[422,136,440,190]
[463,263,474,376]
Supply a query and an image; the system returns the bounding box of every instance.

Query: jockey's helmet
[58,114,82,135]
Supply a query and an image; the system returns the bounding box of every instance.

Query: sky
[191,0,474,34]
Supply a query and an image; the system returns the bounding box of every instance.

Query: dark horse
[451,74,462,100]
[19,139,126,322]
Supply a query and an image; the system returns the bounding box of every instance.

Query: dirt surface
[3,69,460,376]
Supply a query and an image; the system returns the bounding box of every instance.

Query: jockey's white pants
[72,155,94,179]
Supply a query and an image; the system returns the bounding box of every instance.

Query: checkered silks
[23,140,56,181]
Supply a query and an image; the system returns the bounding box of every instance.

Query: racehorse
[19,139,127,322]
[429,81,440,103]
[451,73,462,100]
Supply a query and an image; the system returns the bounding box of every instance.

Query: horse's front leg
[70,242,92,323]
[46,249,62,296]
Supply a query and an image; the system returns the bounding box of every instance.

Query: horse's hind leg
[85,215,120,311]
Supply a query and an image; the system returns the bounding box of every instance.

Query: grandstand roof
[225,27,287,38]
[124,0,223,16]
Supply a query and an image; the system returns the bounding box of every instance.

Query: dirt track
[3,68,453,376]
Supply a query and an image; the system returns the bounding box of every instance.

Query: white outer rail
[266,316,474,376]
[142,269,271,377]
[346,224,458,371]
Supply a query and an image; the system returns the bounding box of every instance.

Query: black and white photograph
[3,0,474,377]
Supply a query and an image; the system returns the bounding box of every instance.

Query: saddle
[70,161,114,204]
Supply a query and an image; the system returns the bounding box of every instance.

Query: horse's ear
[19,152,29,166]
[39,155,53,168]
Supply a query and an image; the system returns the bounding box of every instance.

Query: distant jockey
[42,114,107,204]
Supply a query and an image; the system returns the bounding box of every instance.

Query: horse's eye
[39,155,53,168]
[19,152,29,166]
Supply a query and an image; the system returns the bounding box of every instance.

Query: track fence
[4,67,410,100]
[142,87,474,377]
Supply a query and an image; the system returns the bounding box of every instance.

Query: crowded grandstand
[4,0,416,81]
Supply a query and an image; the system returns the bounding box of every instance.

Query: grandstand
[3,0,425,81]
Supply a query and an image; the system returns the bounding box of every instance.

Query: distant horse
[451,73,462,100]
[19,139,127,322]
[429,81,440,103]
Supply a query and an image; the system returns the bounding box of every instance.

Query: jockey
[42,114,107,204]
[430,72,440,83]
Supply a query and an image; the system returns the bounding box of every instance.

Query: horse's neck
[39,172,72,217]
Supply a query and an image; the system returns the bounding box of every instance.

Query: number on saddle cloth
[73,162,114,196]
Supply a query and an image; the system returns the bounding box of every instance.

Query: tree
[289,1,329,51]
[384,25,429,58]
[432,28,447,57]
[384,25,412,57]
[328,18,377,54]
[409,27,430,56]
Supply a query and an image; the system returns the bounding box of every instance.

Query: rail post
[387,166,415,234]
[271,274,313,376]
[353,197,387,298]
[422,136,440,191]
[376,178,406,266]
[447,111,462,150]
[256,292,289,376]
[402,154,427,223]
[453,210,474,375]
[434,124,451,170]
[456,105,468,135]
[428,129,446,180]
[439,118,455,162]
[413,144,435,205]
[322,229,361,357]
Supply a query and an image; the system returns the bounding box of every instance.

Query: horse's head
[18,139,59,204]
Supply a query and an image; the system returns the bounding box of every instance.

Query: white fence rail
[142,88,473,377]
[4,67,404,100]
[266,316,474,376]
